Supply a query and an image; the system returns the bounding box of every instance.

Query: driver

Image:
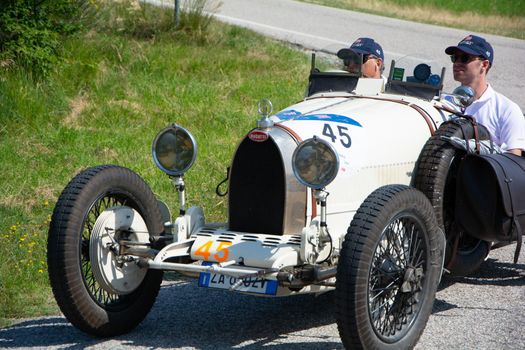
[337,37,385,79]
[445,34,525,156]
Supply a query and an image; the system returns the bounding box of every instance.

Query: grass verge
[0,4,309,326]
[300,0,525,39]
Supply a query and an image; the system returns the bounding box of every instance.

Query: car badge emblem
[248,130,269,142]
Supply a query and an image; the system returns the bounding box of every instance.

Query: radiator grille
[228,137,285,234]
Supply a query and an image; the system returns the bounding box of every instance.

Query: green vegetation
[0,1,309,327]
[387,0,524,17]
[300,0,525,39]
[0,0,95,76]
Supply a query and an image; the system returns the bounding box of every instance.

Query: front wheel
[336,185,443,349]
[47,165,164,337]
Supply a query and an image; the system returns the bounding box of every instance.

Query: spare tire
[414,119,491,276]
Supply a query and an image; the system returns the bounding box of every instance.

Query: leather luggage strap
[469,116,481,154]
[454,116,481,154]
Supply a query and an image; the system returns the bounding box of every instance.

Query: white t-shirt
[465,84,525,151]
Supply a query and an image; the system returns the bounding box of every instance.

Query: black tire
[414,120,491,276]
[47,165,164,337]
[336,185,443,350]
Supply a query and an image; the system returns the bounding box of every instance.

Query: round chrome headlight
[152,124,197,176]
[292,136,339,189]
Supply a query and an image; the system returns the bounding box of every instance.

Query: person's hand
[507,148,522,156]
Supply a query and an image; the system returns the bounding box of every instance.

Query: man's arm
[507,148,522,156]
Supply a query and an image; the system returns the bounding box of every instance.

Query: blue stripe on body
[276,110,362,127]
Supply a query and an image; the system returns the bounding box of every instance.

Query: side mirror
[336,49,363,77]
[452,85,475,107]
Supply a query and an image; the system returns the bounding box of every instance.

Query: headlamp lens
[292,137,339,189]
[152,125,197,176]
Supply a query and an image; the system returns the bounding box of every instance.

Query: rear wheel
[47,165,164,337]
[336,185,443,349]
[414,121,491,275]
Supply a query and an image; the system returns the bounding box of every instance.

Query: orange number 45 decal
[194,241,232,262]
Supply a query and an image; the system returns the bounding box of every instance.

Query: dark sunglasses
[343,54,378,66]
[450,54,485,64]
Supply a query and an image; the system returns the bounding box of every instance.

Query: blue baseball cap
[337,37,384,61]
[445,35,494,65]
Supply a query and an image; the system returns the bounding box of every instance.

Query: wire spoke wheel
[47,166,164,337]
[336,185,443,349]
[80,192,132,309]
[369,214,427,341]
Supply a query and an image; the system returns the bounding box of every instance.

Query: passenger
[337,37,385,79]
[445,34,525,156]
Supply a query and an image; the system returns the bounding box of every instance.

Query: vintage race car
[47,48,487,348]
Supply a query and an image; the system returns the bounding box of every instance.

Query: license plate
[198,272,278,295]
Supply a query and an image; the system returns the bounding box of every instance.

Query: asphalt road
[211,0,525,110]
[1,243,523,349]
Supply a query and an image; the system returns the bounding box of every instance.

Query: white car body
[157,61,455,296]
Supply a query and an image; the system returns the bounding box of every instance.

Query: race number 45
[194,241,232,262]
[322,123,351,148]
